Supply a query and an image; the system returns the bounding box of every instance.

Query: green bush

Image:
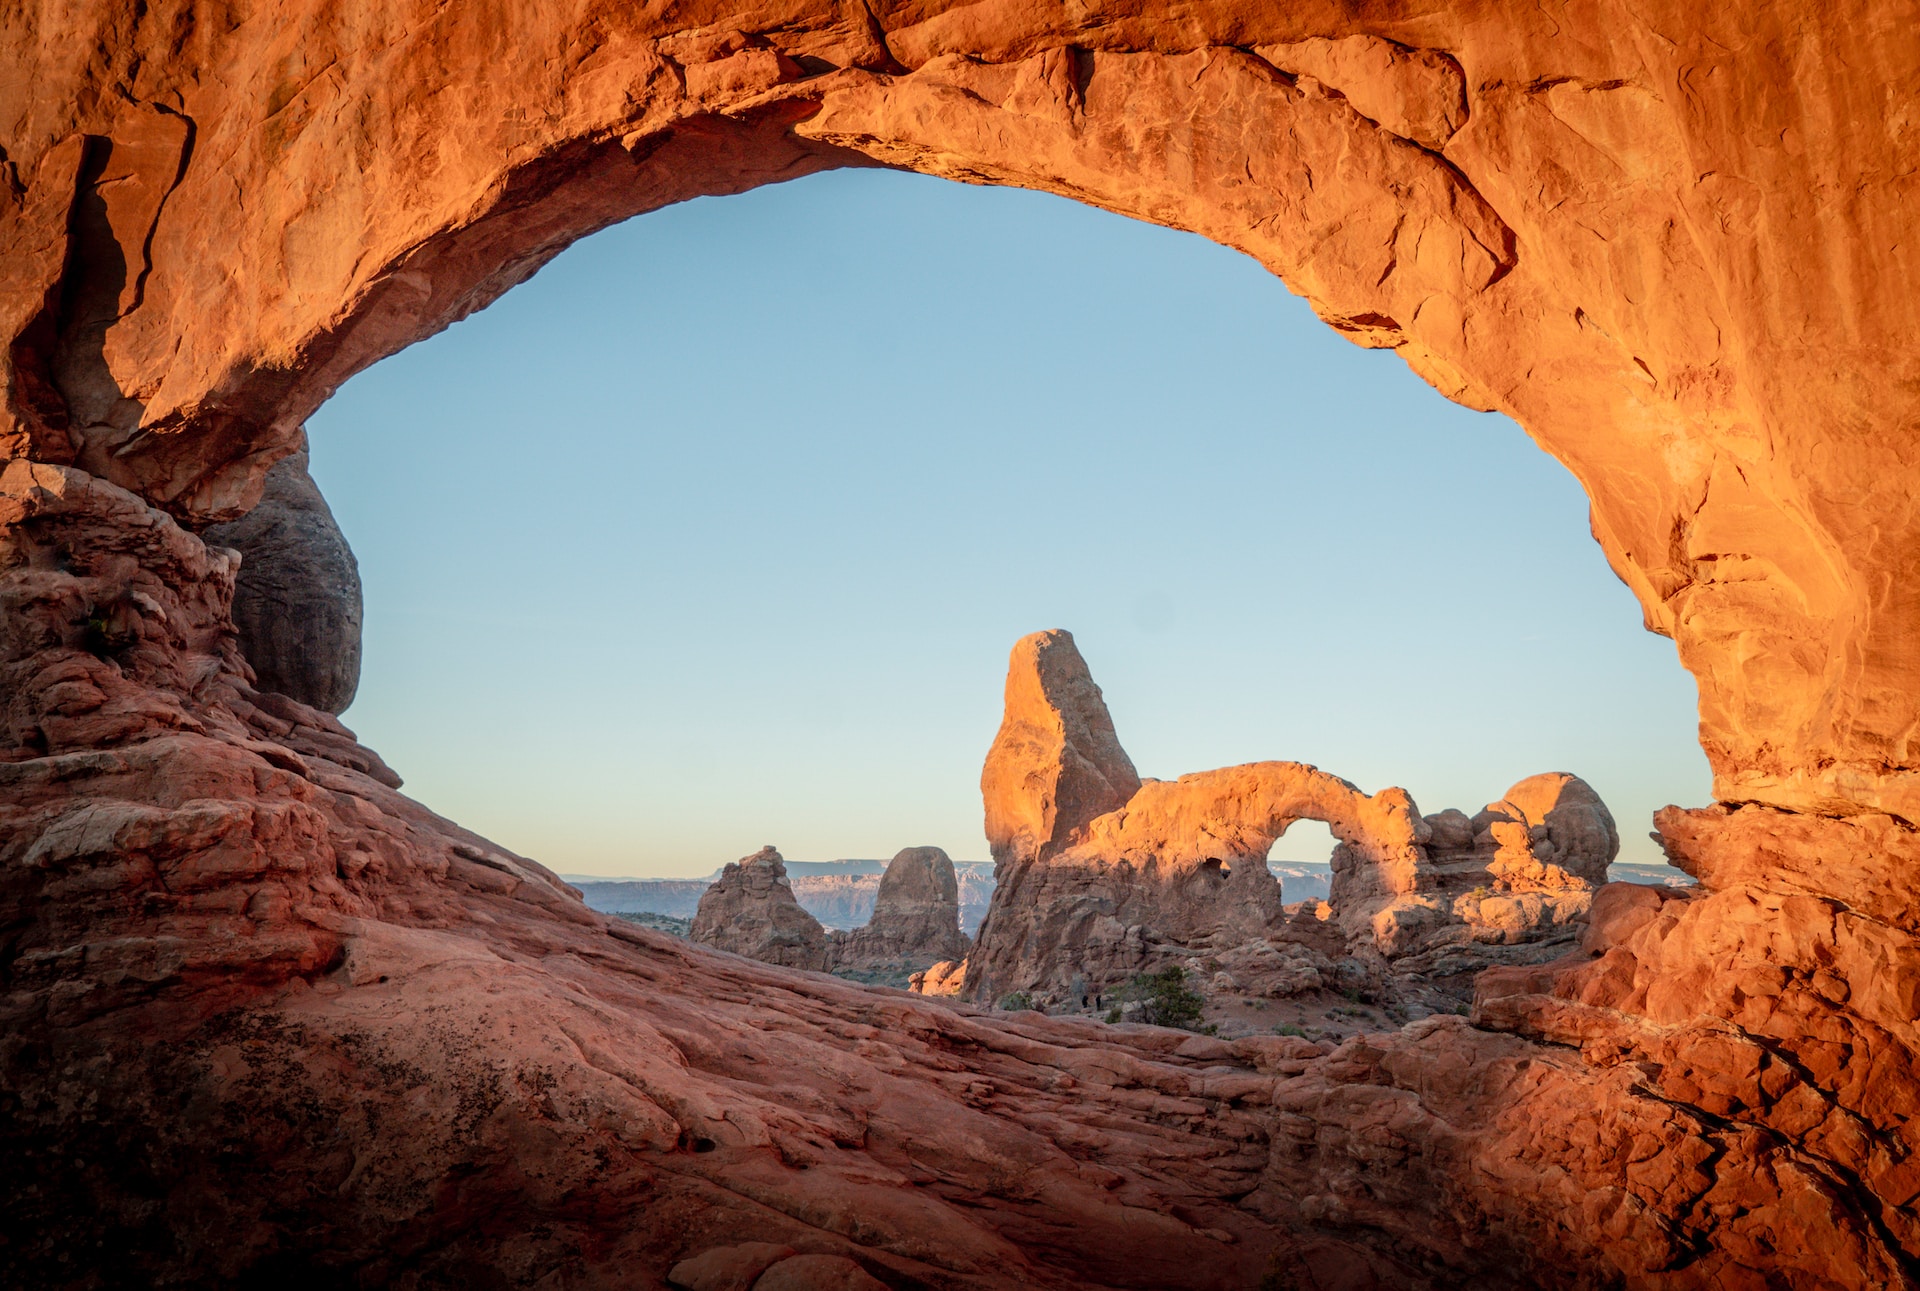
[1118,966,1208,1031]
[998,991,1037,1012]
[1273,1023,1307,1037]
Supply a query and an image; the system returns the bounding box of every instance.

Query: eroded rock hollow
[4,1,1918,1287]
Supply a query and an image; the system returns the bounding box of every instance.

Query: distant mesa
[961,630,1621,1019]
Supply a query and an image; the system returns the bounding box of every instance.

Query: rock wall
[3,1,1919,1284]
[0,448,1913,1286]
[5,2,1918,821]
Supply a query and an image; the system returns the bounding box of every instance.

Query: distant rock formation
[967,631,1618,1009]
[688,847,834,972]
[980,630,1140,867]
[910,959,967,997]
[834,846,971,970]
[576,865,998,935]
[1353,771,1622,962]
[689,846,973,977]
[202,449,362,714]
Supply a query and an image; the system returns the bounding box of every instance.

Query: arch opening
[291,168,1707,882]
[1263,820,1340,907]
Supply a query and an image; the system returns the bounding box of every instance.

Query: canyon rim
[3,2,1919,1289]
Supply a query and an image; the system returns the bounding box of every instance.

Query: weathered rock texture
[981,630,1141,868]
[834,846,971,971]
[911,958,968,998]
[0,447,1913,1285]
[201,447,363,714]
[689,846,835,972]
[3,3,1919,1286]
[968,631,1611,1006]
[1346,771,1622,961]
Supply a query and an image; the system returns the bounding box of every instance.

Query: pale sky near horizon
[307,167,1711,879]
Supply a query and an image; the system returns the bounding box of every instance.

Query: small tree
[1120,966,1208,1031]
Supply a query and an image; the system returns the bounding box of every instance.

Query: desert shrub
[998,991,1037,1012]
[1273,1023,1307,1037]
[1118,966,1208,1031]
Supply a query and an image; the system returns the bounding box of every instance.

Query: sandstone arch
[971,758,1431,998]
[5,3,1920,1287]
[968,632,1620,1002]
[9,3,1919,824]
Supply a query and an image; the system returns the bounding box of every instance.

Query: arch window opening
[1262,822,1341,907]
[304,167,1710,886]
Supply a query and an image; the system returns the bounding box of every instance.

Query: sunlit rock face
[980,630,1141,869]
[967,631,1616,1005]
[6,1,1918,820]
[1351,772,1622,961]
[3,1,1919,1285]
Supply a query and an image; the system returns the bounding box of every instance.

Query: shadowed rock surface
[834,847,971,972]
[3,1,1919,1284]
[689,846,835,972]
[200,449,362,714]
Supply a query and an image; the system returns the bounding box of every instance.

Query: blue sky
[308,167,1710,877]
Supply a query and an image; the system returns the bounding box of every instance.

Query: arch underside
[4,3,1920,1287]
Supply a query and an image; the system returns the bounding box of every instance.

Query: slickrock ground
[689,846,836,972]
[4,1,1920,1285]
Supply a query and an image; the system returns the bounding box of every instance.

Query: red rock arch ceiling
[4,3,1919,1287]
[8,2,1916,819]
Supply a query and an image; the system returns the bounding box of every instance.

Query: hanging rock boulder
[201,448,362,714]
